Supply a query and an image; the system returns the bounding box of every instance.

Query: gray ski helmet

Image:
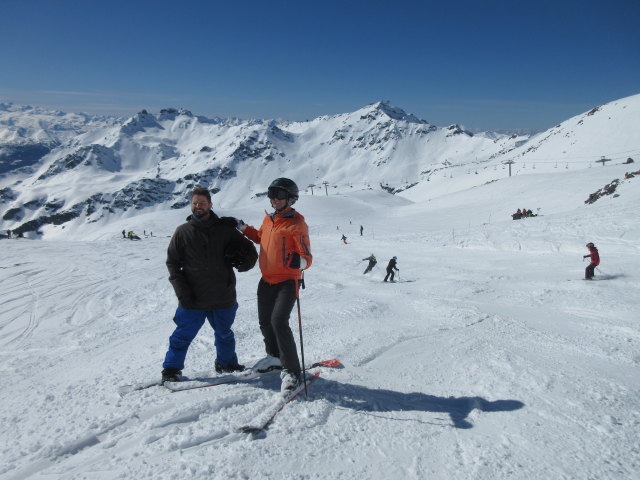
[269,177,299,205]
[393,256,397,260]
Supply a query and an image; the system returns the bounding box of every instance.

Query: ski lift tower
[504,159,515,177]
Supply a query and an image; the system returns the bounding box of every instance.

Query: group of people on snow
[161,179,311,394]
[511,208,536,220]
[1,229,24,239]
[122,230,142,240]
[361,253,400,282]
[122,230,152,240]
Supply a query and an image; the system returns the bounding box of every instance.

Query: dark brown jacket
[167,212,258,310]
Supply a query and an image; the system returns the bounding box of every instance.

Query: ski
[238,371,321,434]
[164,367,280,392]
[165,358,342,393]
[117,369,211,396]
[118,379,163,396]
[118,358,341,396]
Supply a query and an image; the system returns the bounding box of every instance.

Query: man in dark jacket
[362,254,377,274]
[383,256,399,282]
[161,187,258,383]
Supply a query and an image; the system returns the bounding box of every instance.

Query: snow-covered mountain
[0,103,121,176]
[1,94,639,238]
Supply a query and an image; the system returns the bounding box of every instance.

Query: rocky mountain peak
[120,110,163,135]
[360,101,426,124]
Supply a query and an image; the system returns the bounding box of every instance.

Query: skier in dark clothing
[583,242,600,280]
[161,187,258,383]
[362,254,377,274]
[383,256,399,282]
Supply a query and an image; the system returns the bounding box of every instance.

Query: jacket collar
[187,210,219,227]
[268,207,295,221]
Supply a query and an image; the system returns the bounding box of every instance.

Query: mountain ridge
[1,94,638,238]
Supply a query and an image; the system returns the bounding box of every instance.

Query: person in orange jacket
[239,178,312,393]
[583,242,600,280]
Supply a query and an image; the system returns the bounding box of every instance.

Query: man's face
[191,195,212,219]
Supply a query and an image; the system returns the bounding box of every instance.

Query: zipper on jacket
[282,237,287,266]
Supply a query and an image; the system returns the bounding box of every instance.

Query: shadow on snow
[314,378,525,429]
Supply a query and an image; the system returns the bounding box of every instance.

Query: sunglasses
[268,188,289,200]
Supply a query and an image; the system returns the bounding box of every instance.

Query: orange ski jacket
[243,207,312,284]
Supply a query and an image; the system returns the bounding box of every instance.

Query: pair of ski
[118,358,342,433]
[165,358,341,393]
[118,358,340,396]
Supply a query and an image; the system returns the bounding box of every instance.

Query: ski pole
[295,277,308,399]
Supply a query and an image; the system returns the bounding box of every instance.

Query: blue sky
[1,0,639,131]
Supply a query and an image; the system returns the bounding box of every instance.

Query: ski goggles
[267,187,289,200]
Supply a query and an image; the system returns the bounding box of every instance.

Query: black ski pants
[585,263,596,279]
[384,269,396,282]
[257,279,301,375]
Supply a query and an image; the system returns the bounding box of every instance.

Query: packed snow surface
[1,161,639,479]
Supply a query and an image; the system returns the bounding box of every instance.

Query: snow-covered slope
[503,95,640,167]
[1,156,639,479]
[398,93,640,203]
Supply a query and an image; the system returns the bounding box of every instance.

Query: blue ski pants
[162,303,239,370]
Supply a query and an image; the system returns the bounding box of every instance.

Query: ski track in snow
[1,172,640,479]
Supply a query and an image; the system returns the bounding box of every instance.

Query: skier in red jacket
[583,242,600,280]
[239,178,312,394]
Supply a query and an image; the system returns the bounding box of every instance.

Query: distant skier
[360,225,363,236]
[341,234,348,244]
[362,254,377,274]
[583,242,600,280]
[122,229,126,238]
[383,256,399,282]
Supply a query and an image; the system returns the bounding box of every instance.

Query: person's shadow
[310,378,525,429]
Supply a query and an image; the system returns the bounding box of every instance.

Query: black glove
[179,297,196,309]
[225,252,253,272]
[224,242,258,272]
[234,261,251,272]
[287,252,301,269]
